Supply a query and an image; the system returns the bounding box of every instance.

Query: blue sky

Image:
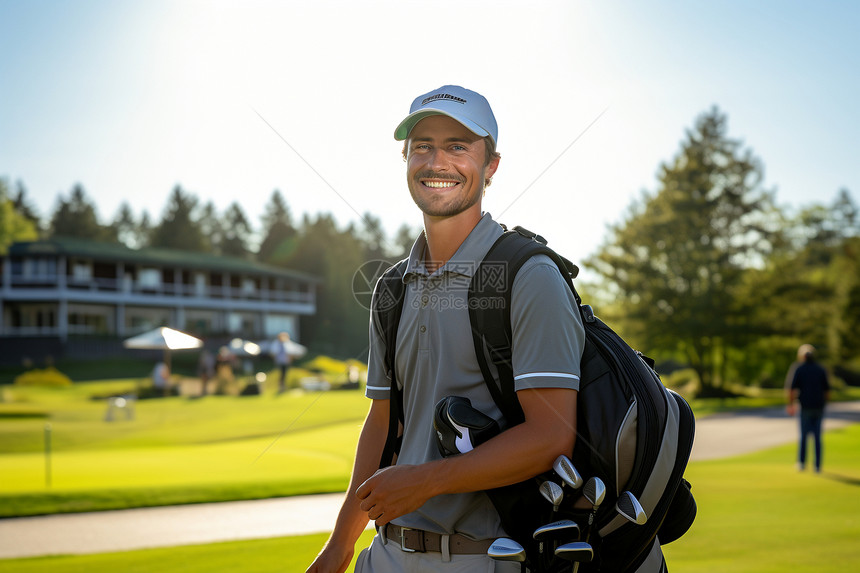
[2,0,858,267]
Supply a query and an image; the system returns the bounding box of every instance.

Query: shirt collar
[403,212,504,282]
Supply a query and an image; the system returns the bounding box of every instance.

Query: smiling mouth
[423,180,459,189]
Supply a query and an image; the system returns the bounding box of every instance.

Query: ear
[485,153,500,180]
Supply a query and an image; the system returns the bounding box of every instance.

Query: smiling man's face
[405,115,499,220]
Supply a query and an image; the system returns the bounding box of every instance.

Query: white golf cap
[394,85,498,145]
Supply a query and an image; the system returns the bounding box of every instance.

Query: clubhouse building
[0,238,319,364]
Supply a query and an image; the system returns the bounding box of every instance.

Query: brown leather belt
[384,523,493,554]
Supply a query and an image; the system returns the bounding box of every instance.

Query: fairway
[662,423,860,572]
[2,424,860,571]
[1,382,369,516]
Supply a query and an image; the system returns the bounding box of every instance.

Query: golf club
[488,537,527,573]
[553,454,584,489]
[555,541,594,563]
[533,519,581,542]
[534,519,581,562]
[571,478,606,573]
[616,490,648,525]
[583,476,606,527]
[539,479,564,514]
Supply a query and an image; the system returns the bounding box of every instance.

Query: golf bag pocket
[656,478,696,544]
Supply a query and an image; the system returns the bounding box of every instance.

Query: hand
[306,541,354,573]
[355,465,433,526]
[786,404,797,416]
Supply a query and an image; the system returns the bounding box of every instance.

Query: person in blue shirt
[785,344,831,472]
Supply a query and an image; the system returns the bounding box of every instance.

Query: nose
[427,148,449,171]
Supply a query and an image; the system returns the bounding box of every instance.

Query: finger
[355,478,372,500]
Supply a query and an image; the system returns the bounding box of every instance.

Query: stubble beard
[408,170,485,218]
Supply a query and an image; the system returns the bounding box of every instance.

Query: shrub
[13,367,73,387]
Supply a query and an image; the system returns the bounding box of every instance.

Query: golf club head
[583,476,606,509]
[616,491,648,525]
[555,541,594,562]
[487,537,526,562]
[539,480,564,510]
[433,396,500,456]
[533,519,581,542]
[553,454,584,489]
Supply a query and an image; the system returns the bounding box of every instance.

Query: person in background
[152,361,170,396]
[197,349,215,397]
[786,343,831,472]
[271,331,294,394]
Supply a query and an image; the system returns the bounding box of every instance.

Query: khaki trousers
[355,533,520,573]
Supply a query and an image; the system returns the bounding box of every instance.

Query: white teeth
[425,181,458,188]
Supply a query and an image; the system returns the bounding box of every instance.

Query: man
[307,85,584,572]
[271,331,294,393]
[786,344,830,472]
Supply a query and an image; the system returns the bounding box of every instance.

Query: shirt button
[420,325,427,333]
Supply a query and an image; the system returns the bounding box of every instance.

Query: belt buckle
[399,527,416,553]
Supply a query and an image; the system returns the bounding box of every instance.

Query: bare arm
[307,398,390,573]
[356,387,576,525]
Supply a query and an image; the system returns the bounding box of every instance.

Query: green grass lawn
[2,379,859,517]
[662,423,860,572]
[0,381,369,517]
[3,424,859,572]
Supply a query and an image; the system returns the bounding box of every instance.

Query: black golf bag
[374,226,697,572]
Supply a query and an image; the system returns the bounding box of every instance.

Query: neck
[422,209,482,273]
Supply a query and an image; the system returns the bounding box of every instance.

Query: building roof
[7,237,320,282]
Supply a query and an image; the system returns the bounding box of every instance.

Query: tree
[149,186,208,252]
[220,202,252,258]
[197,201,223,254]
[734,189,860,386]
[587,107,778,394]
[257,190,298,264]
[112,202,143,248]
[138,211,153,247]
[11,180,41,231]
[359,212,388,261]
[287,214,369,358]
[393,223,419,260]
[0,178,39,253]
[49,184,115,241]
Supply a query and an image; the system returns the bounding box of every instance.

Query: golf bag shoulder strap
[468,226,581,427]
[372,258,409,469]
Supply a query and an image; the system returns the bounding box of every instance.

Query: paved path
[2,401,860,559]
[690,400,860,461]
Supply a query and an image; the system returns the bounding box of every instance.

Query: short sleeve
[365,303,392,400]
[510,255,585,392]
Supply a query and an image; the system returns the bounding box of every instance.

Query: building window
[21,258,57,278]
[72,262,92,281]
[138,268,161,289]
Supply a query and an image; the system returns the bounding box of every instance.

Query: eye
[451,144,467,151]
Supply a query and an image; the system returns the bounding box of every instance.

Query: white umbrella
[123,327,203,370]
[123,327,204,351]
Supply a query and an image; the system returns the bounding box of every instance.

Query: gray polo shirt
[366,212,584,540]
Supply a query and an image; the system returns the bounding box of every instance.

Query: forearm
[327,400,389,545]
[355,388,575,526]
[394,388,575,498]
